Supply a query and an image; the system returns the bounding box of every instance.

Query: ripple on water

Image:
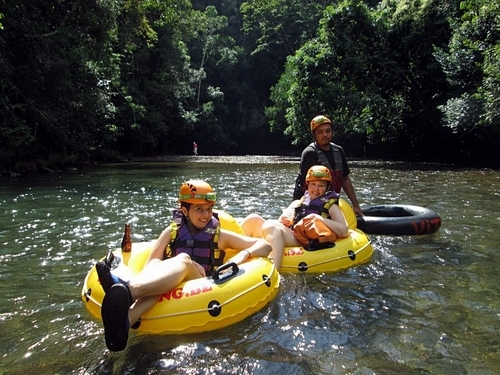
[1,159,500,374]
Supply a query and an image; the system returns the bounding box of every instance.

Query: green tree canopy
[1,0,499,170]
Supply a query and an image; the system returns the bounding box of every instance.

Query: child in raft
[96,180,272,352]
[240,165,349,270]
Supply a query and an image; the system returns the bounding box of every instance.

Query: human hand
[279,216,293,227]
[353,206,364,216]
[193,261,207,278]
[279,208,294,227]
[227,249,251,265]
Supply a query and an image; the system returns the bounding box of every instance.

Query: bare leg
[128,295,157,325]
[261,219,301,270]
[101,253,205,351]
[127,253,205,324]
[240,214,265,237]
[129,254,203,298]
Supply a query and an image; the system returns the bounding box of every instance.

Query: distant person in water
[193,141,198,156]
[95,180,271,351]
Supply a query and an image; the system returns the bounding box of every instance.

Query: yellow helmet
[310,115,332,133]
[305,165,332,183]
[178,180,217,204]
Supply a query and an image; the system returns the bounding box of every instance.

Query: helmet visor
[179,192,217,202]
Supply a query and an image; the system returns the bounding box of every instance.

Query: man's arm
[342,175,363,216]
[337,146,363,216]
[293,173,305,200]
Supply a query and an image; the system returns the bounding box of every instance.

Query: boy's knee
[176,253,192,263]
[245,213,262,220]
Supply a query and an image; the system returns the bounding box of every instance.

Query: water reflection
[0,157,499,374]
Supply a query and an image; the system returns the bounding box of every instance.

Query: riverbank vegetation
[1,0,499,172]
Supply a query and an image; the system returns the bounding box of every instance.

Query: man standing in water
[193,141,198,156]
[292,115,363,216]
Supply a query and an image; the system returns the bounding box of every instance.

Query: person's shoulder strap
[329,142,344,171]
[313,142,334,170]
[321,191,340,217]
[305,142,317,153]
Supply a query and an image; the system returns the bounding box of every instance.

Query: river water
[1,156,499,374]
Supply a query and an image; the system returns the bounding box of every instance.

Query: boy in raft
[241,165,349,270]
[95,180,271,352]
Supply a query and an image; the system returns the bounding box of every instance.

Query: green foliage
[437,0,500,133]
[241,0,330,55]
[241,0,331,89]
[267,0,465,160]
[373,0,456,157]
[1,0,499,169]
[268,0,395,146]
[0,0,119,164]
[108,0,201,156]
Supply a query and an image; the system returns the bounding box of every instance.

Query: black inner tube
[357,204,441,235]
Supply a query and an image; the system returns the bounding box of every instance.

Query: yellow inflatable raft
[224,203,373,273]
[279,227,373,273]
[278,199,374,273]
[81,241,279,335]
[227,200,373,274]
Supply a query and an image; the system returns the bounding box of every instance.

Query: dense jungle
[1,0,499,172]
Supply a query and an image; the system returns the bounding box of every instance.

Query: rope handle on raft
[212,262,239,284]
